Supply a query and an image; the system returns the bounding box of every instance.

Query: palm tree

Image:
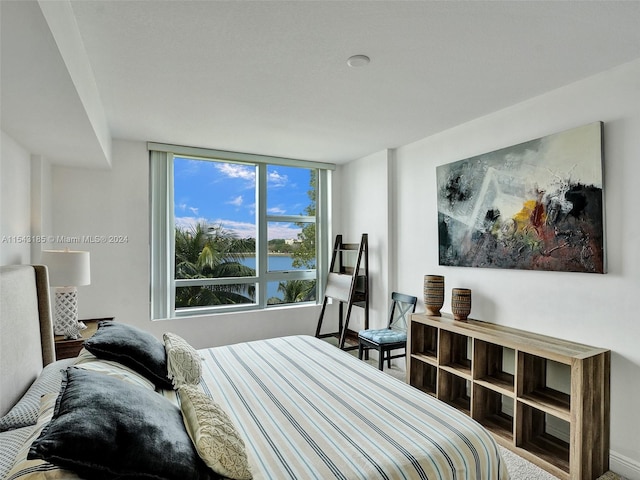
[268,279,316,305]
[174,223,256,307]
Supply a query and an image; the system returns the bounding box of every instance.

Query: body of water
[239,254,301,272]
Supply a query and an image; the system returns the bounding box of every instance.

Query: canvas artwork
[437,122,605,273]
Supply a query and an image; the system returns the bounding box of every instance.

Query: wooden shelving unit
[408,313,610,480]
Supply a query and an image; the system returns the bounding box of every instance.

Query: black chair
[358,292,418,370]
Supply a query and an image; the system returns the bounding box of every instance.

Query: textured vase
[424,275,445,316]
[451,288,472,321]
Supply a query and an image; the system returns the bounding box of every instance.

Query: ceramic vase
[451,288,472,321]
[424,275,445,316]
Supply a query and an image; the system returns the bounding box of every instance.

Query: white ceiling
[2,1,640,168]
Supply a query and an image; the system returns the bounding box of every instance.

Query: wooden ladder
[315,234,369,350]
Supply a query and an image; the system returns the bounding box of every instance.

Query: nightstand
[54,317,114,360]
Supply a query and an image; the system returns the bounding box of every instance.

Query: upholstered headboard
[0,265,55,416]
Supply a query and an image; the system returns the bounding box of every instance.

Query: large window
[149,144,333,319]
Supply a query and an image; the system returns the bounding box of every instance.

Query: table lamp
[41,249,91,338]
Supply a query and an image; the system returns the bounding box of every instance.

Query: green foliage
[268,238,295,253]
[292,169,317,269]
[174,222,256,307]
[267,279,316,305]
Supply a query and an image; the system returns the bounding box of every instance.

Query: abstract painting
[437,122,605,273]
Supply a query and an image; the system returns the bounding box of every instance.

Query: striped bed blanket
[198,335,508,480]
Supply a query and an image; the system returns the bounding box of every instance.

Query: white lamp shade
[41,250,91,287]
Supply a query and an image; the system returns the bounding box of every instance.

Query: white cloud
[214,219,256,239]
[174,216,210,231]
[267,223,301,240]
[216,163,255,182]
[227,195,243,207]
[268,169,288,187]
[176,217,301,240]
[175,200,198,215]
[268,206,286,215]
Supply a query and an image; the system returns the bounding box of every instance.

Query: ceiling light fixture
[347,54,370,67]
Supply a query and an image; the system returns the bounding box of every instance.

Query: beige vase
[424,275,445,316]
[451,288,472,321]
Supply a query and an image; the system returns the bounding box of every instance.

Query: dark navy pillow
[28,367,217,480]
[84,321,172,389]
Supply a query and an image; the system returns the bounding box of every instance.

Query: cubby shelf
[411,352,438,366]
[473,385,514,443]
[408,313,610,480]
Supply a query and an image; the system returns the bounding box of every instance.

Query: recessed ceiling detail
[347,55,371,67]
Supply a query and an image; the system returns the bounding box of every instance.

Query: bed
[0,264,509,480]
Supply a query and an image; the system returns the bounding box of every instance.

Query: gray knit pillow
[0,359,75,431]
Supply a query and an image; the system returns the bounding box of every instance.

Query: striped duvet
[199,335,509,480]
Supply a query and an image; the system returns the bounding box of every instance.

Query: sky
[173,157,313,240]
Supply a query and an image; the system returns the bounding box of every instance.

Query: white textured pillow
[178,385,252,480]
[163,332,202,388]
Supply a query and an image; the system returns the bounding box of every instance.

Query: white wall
[0,131,32,265]
[30,155,53,264]
[48,140,322,349]
[336,149,391,333]
[384,59,639,477]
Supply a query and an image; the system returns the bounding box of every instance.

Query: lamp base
[53,286,83,339]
